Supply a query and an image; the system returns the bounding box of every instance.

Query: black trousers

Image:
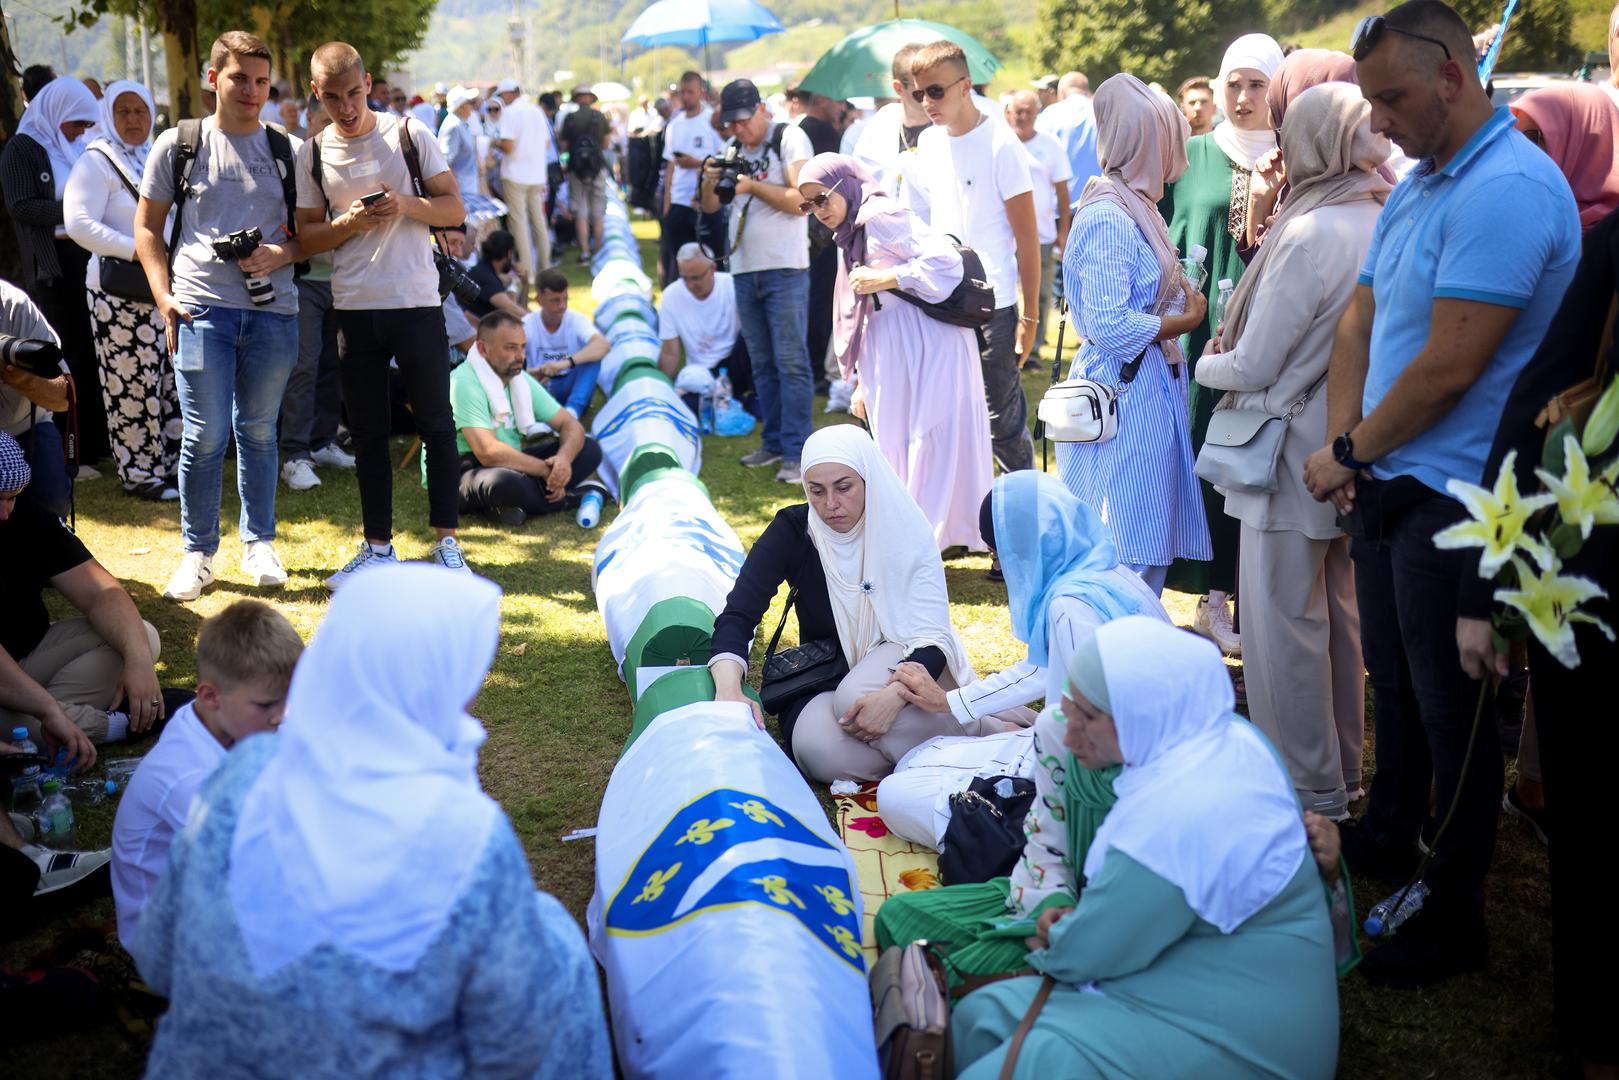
[458,436,604,516]
[660,204,728,286]
[32,241,106,463]
[1352,488,1500,920]
[335,306,458,540]
[806,243,837,382]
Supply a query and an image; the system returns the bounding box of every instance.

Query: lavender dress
[844,206,994,551]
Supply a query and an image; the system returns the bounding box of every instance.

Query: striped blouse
[1056,201,1212,568]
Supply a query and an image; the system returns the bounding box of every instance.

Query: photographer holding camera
[699,79,814,483]
[293,41,469,590]
[135,31,304,603]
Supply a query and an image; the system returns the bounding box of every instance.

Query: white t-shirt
[662,107,718,207]
[295,113,450,310]
[1019,130,1074,246]
[496,97,552,185]
[111,703,227,949]
[726,122,814,275]
[914,116,1033,308]
[522,308,597,371]
[658,273,738,368]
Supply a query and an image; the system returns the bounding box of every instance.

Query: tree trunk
[155,0,202,121]
[0,6,26,283]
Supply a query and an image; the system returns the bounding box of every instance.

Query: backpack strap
[308,129,331,217]
[261,123,307,275]
[167,118,203,270]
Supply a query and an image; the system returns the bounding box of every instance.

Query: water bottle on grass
[577,488,604,529]
[36,779,74,849]
[1364,880,1429,937]
[9,727,42,817]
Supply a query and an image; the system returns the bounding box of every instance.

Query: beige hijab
[1078,74,1190,364]
[1220,83,1391,351]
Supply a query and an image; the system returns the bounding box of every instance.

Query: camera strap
[397,116,452,260]
[728,123,786,257]
[170,120,302,273]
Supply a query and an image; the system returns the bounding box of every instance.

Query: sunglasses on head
[909,74,967,104]
[1350,15,1453,62]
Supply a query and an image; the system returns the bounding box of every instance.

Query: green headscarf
[1064,633,1112,714]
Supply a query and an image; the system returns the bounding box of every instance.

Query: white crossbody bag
[1035,298,1145,447]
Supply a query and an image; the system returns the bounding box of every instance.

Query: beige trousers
[1,618,161,743]
[1239,526,1364,815]
[792,641,1033,784]
[503,178,551,283]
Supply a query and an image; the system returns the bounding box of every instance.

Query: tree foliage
[1035,0,1253,86]
[1455,0,1576,70]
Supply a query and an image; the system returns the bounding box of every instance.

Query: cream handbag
[1035,298,1146,447]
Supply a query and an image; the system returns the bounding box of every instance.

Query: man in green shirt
[432,310,604,525]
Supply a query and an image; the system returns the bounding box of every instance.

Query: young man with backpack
[560,85,611,265]
[699,79,814,484]
[135,31,305,603]
[293,41,469,589]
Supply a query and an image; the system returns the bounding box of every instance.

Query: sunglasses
[909,75,967,104]
[1350,15,1453,62]
[798,177,846,214]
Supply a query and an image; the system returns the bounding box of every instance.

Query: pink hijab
[1266,49,1357,130]
[1078,74,1190,364]
[798,152,893,370]
[1510,83,1619,232]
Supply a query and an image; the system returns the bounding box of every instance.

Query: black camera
[0,335,63,377]
[211,227,276,307]
[706,144,746,205]
[436,251,481,306]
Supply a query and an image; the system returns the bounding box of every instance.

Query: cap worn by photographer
[719,79,762,126]
[495,78,520,94]
[571,84,597,104]
[0,430,31,492]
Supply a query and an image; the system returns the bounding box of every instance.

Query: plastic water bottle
[1179,243,1208,293]
[88,779,119,806]
[1212,277,1236,335]
[1363,880,1429,937]
[713,367,733,412]
[700,393,716,434]
[9,727,42,818]
[36,779,74,849]
[576,488,604,529]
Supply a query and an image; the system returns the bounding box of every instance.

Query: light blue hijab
[993,472,1154,668]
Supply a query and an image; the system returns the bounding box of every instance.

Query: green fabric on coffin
[622,464,711,507]
[623,665,762,754]
[618,443,686,504]
[611,362,672,397]
[621,595,717,701]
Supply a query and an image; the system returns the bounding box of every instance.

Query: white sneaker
[326,541,396,592]
[311,443,357,469]
[26,844,112,897]
[241,541,289,588]
[163,551,214,602]
[282,459,321,491]
[431,536,471,573]
[1194,595,1242,657]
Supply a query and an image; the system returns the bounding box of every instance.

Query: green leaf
[1542,418,1577,477]
[1550,522,1584,559]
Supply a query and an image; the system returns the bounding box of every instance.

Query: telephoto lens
[711,144,744,205]
[212,227,276,307]
[0,335,64,376]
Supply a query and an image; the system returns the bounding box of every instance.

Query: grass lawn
[5,218,1560,1077]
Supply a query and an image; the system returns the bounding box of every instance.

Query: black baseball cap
[719,79,762,125]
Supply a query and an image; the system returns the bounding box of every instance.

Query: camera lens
[243,275,277,307]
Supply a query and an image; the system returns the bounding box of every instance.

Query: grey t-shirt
[140,120,298,316]
[0,280,60,433]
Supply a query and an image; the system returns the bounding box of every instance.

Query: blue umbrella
[622,0,784,72]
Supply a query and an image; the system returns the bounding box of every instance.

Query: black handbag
[90,148,155,305]
[885,235,995,329]
[937,775,1037,886]
[759,587,849,716]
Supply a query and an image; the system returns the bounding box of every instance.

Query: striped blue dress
[1056,202,1212,568]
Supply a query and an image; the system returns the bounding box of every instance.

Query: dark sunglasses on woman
[909,75,967,104]
[1349,15,1452,62]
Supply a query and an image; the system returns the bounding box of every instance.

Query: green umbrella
[794,19,1003,102]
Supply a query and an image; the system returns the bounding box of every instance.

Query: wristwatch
[1333,431,1372,472]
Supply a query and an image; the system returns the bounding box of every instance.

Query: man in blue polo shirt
[1303,0,1579,988]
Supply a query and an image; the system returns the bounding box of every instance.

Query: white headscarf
[86,80,156,185]
[1080,617,1309,934]
[1213,33,1286,168]
[800,424,974,685]
[16,77,99,198]
[229,564,503,977]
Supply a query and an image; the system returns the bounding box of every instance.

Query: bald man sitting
[657,241,751,414]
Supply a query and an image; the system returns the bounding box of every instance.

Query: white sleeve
[867,211,964,304]
[780,123,814,170]
[995,129,1034,200]
[411,118,451,178]
[1048,138,1075,184]
[63,155,136,261]
[945,658,1047,724]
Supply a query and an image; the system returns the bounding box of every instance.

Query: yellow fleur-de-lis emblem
[675,817,735,846]
[826,923,862,959]
[632,863,683,904]
[727,799,784,827]
[815,884,855,915]
[750,875,805,909]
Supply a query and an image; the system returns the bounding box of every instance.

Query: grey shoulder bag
[1194,371,1327,494]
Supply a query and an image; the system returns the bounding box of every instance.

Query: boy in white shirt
[112,600,303,949]
[910,42,1040,474]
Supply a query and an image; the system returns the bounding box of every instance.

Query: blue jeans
[172,304,298,554]
[542,361,602,418]
[12,421,70,519]
[734,268,812,461]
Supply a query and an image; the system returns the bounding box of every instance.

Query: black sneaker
[1023,358,1045,372]
[740,448,783,468]
[1339,818,1421,882]
[1502,787,1549,846]
[1359,904,1489,988]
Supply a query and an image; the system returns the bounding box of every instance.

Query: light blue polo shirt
[1359,107,1579,495]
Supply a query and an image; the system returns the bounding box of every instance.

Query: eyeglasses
[1350,15,1453,62]
[909,75,967,104]
[797,177,845,214]
[486,105,501,113]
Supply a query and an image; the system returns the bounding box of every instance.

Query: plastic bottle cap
[1217,278,1234,289]
[106,780,118,794]
[42,779,61,793]
[12,727,27,741]
[1186,243,1207,263]
[1363,916,1385,936]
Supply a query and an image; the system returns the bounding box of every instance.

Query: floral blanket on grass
[832,785,941,965]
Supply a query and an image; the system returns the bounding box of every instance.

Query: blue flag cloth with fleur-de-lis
[605,788,865,971]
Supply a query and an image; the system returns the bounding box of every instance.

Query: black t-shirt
[0,499,93,660]
[798,115,840,157]
[464,259,506,319]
